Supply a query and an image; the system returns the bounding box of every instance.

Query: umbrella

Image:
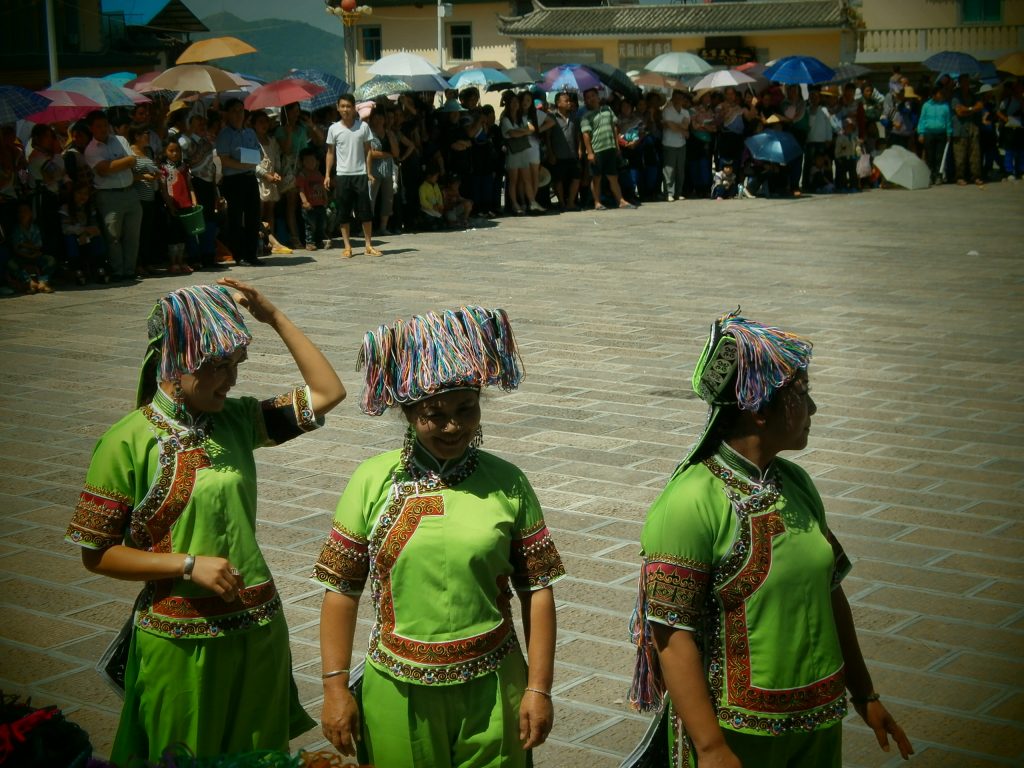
[448,68,513,91]
[354,75,416,101]
[177,36,257,65]
[28,89,99,122]
[873,145,931,190]
[690,69,757,91]
[446,60,505,75]
[284,69,350,110]
[142,65,253,94]
[368,52,441,77]
[631,71,686,92]
[763,56,835,85]
[923,51,982,75]
[588,62,641,100]
[46,77,140,107]
[826,63,871,84]
[543,64,601,93]
[504,66,543,86]
[244,78,325,110]
[102,72,137,87]
[995,50,1024,76]
[644,52,712,77]
[744,130,803,164]
[0,86,51,124]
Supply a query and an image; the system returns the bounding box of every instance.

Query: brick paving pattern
[1,184,1022,767]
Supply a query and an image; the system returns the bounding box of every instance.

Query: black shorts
[589,148,619,178]
[333,174,372,223]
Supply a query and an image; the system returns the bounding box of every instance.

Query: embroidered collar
[717,442,776,486]
[148,386,212,445]
[398,435,478,492]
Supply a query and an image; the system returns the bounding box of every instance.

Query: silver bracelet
[182,554,196,581]
[524,687,552,699]
[322,668,351,680]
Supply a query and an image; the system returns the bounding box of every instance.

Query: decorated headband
[358,306,524,415]
[136,285,251,407]
[692,309,812,412]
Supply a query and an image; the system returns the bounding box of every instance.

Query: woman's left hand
[519,690,553,749]
[856,699,914,760]
[218,277,279,324]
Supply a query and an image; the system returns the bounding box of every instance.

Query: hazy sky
[182,0,344,37]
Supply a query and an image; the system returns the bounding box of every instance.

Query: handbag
[506,134,531,154]
[96,586,150,697]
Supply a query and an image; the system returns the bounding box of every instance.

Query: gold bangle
[322,669,350,680]
[524,687,552,699]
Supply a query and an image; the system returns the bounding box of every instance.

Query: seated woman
[629,311,914,768]
[313,306,565,768]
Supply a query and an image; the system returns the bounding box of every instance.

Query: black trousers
[220,173,260,263]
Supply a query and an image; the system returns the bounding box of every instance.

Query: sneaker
[666,194,676,202]
[529,201,545,213]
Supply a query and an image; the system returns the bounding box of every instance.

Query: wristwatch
[182,554,196,581]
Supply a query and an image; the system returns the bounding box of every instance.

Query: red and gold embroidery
[66,485,133,550]
[511,523,566,590]
[312,523,370,593]
[149,580,278,618]
[642,553,711,630]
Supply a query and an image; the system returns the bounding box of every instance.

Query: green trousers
[362,651,529,768]
[677,720,842,768]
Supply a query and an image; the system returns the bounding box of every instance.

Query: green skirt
[110,612,315,765]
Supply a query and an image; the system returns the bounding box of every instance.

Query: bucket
[180,205,205,236]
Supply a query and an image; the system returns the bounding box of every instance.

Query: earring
[172,380,188,422]
[471,425,483,449]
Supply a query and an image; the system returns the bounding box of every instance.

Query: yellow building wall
[353,2,514,84]
[743,32,842,64]
[860,0,1024,28]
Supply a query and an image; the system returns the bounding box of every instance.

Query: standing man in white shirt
[84,110,142,282]
[324,94,381,258]
[661,89,691,202]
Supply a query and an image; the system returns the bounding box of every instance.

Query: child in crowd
[442,173,473,228]
[807,152,836,194]
[295,147,328,250]
[834,118,861,192]
[60,182,107,285]
[419,163,444,229]
[9,202,55,293]
[711,162,737,199]
[159,140,196,274]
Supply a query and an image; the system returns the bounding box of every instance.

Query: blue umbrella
[285,68,351,110]
[447,68,513,91]
[924,51,982,75]
[745,130,803,164]
[103,72,137,87]
[543,64,601,93]
[0,86,51,124]
[763,56,835,85]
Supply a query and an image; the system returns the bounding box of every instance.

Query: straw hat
[901,85,919,99]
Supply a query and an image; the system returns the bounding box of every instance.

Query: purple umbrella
[543,65,601,93]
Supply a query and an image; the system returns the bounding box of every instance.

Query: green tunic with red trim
[312,441,566,685]
[638,442,851,750]
[65,385,322,759]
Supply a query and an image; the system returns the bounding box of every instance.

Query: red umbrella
[243,78,325,110]
[27,89,101,123]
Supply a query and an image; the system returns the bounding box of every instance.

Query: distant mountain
[195,11,346,83]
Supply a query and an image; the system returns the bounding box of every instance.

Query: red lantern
[341,0,357,11]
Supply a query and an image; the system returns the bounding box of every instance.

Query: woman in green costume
[65,279,346,764]
[312,306,565,768]
[629,311,914,767]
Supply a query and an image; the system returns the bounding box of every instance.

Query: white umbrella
[368,52,442,78]
[873,146,931,190]
[643,52,712,77]
[690,69,757,91]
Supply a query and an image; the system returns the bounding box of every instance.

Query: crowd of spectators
[0,66,1021,295]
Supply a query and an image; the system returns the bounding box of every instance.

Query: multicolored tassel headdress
[358,306,524,415]
[681,308,812,466]
[136,285,252,407]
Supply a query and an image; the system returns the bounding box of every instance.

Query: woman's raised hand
[218,277,279,325]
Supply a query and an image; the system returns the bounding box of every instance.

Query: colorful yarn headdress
[681,309,812,466]
[136,285,252,407]
[358,306,524,415]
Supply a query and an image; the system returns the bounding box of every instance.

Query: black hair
[223,98,244,112]
[85,109,107,126]
[338,93,356,107]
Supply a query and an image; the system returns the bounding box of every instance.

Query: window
[449,23,472,62]
[360,26,381,62]
[962,0,1000,22]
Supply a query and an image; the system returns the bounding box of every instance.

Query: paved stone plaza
[0,183,1021,767]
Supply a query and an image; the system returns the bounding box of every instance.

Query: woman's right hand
[322,686,361,756]
[190,556,244,602]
